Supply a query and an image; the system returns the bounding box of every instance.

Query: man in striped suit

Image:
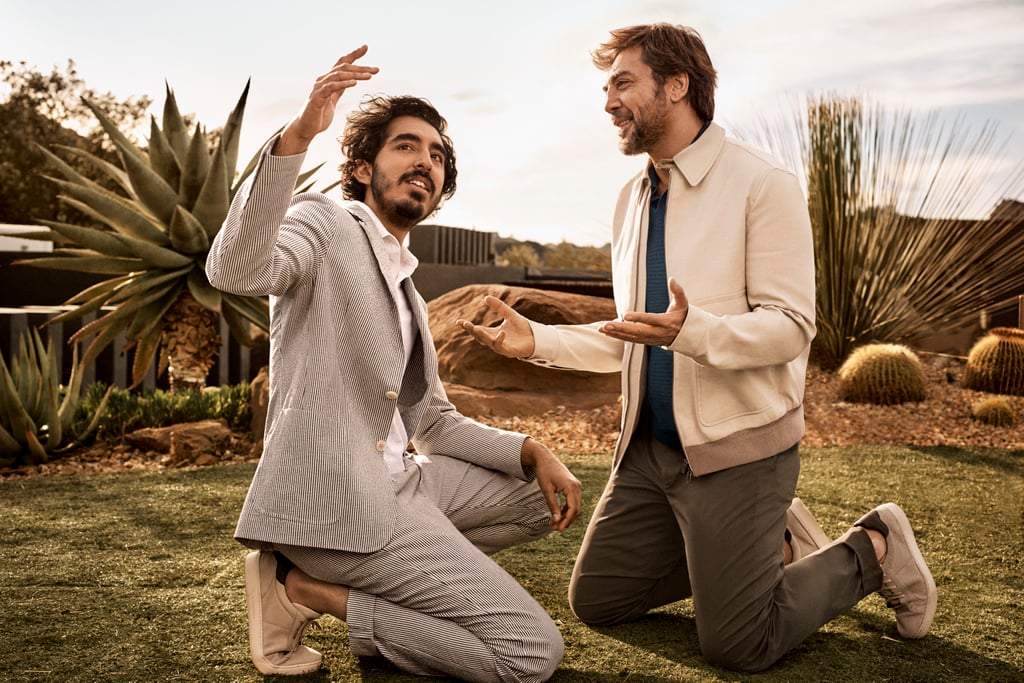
[206,46,582,682]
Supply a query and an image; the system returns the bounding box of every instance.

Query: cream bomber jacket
[527,123,816,476]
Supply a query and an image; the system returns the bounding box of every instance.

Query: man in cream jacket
[461,24,936,672]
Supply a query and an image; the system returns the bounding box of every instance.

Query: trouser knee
[505,619,564,683]
[568,578,639,627]
[699,629,781,673]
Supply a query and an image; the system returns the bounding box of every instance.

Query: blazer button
[376,440,387,452]
[385,390,399,400]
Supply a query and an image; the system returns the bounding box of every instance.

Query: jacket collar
[649,121,725,188]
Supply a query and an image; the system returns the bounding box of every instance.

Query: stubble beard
[619,87,671,156]
[370,170,440,230]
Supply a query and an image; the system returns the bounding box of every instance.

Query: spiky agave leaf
[180,122,212,207]
[192,142,230,238]
[41,173,169,244]
[48,144,133,196]
[18,252,147,274]
[161,83,189,164]
[220,80,250,183]
[147,116,182,190]
[0,348,38,447]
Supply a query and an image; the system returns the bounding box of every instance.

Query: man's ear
[353,160,372,185]
[667,73,689,103]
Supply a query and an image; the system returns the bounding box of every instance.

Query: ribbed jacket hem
[682,406,805,476]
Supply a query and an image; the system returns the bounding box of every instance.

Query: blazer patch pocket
[252,408,348,524]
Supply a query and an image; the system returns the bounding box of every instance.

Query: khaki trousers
[278,453,562,683]
[568,426,881,672]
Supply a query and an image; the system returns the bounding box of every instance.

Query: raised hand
[457,295,536,359]
[275,46,380,156]
[599,276,689,346]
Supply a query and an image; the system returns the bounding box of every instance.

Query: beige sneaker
[787,497,831,561]
[244,550,323,675]
[874,503,937,639]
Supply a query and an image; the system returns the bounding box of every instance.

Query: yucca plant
[0,327,111,467]
[1,83,324,391]
[740,93,1024,367]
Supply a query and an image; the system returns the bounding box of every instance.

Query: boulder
[427,284,621,416]
[124,419,234,466]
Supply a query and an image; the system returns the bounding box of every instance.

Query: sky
[3,0,1023,247]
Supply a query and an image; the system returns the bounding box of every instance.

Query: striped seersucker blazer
[206,144,530,554]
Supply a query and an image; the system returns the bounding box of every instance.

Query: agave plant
[3,83,324,391]
[0,327,111,467]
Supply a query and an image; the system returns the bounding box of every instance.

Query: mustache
[400,170,435,193]
[610,107,633,123]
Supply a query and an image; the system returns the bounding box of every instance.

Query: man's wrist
[273,125,313,157]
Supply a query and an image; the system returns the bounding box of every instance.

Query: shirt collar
[352,200,419,283]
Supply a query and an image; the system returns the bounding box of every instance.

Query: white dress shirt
[354,202,419,475]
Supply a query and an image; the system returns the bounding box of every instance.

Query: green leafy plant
[0,327,111,466]
[962,326,1024,396]
[741,94,1024,367]
[837,342,927,405]
[77,381,251,443]
[2,82,324,392]
[970,396,1017,427]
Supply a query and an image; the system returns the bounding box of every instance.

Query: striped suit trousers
[276,452,564,682]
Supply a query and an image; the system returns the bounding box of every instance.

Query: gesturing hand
[599,276,689,346]
[521,438,582,532]
[275,46,380,156]
[457,295,536,359]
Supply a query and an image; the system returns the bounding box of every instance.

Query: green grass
[1,445,1022,682]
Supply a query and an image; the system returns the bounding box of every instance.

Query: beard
[369,168,440,230]
[617,87,671,156]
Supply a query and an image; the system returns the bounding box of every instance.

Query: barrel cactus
[962,327,1024,396]
[837,343,927,405]
[970,396,1017,427]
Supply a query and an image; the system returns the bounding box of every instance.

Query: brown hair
[338,95,458,202]
[592,23,717,122]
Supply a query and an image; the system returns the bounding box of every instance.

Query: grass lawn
[1,445,1022,682]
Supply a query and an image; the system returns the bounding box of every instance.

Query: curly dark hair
[338,95,457,202]
[592,23,718,122]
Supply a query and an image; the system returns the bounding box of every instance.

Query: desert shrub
[962,327,1024,396]
[75,382,251,442]
[970,397,1017,427]
[838,343,927,405]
